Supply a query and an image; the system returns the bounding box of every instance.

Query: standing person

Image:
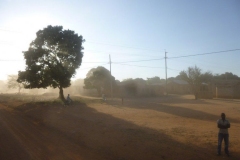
[66,94,72,105]
[217,113,230,156]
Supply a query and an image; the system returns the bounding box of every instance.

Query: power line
[85,49,161,58]
[168,68,181,72]
[1,48,239,65]
[0,41,17,46]
[111,48,240,77]
[0,58,109,64]
[110,48,240,64]
[165,51,168,95]
[170,58,233,71]
[78,63,109,70]
[88,48,237,65]
[115,63,165,69]
[113,58,165,64]
[0,28,22,33]
[85,41,164,52]
[168,49,240,59]
[0,59,24,61]
[82,61,108,63]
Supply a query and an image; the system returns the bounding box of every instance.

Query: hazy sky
[0,0,240,81]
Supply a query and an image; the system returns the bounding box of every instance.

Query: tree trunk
[59,87,65,101]
[191,85,198,100]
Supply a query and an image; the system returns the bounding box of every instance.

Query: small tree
[8,75,24,93]
[17,25,84,101]
[83,66,116,96]
[179,66,202,99]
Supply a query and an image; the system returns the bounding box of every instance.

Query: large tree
[17,25,84,101]
[8,75,24,93]
[83,66,116,96]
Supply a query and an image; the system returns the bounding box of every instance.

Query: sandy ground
[0,94,240,160]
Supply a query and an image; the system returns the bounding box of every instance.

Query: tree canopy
[214,72,240,80]
[179,66,203,99]
[147,76,161,84]
[17,25,84,100]
[200,71,213,83]
[83,66,116,96]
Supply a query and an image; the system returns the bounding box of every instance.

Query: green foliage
[17,25,84,100]
[83,66,116,96]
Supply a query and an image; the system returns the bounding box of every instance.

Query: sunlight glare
[0,14,59,80]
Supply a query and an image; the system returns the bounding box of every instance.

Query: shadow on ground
[106,96,240,123]
[17,101,240,160]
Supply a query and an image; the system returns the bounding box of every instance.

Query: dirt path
[0,104,103,160]
[0,105,30,159]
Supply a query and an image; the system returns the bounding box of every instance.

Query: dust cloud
[0,78,97,98]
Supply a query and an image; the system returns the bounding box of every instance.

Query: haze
[0,0,239,81]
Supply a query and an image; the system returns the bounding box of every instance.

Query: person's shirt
[67,96,71,101]
[217,119,230,134]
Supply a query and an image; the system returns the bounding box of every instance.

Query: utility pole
[109,55,112,99]
[165,51,168,95]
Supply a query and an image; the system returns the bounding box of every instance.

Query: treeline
[3,65,239,98]
[80,66,240,98]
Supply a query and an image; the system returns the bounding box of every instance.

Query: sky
[0,0,240,82]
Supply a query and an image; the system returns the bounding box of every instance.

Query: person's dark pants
[217,133,229,155]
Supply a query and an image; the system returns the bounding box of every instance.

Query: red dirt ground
[0,94,240,160]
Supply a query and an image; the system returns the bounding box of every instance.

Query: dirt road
[0,94,240,160]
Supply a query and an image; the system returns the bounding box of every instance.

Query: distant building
[167,79,190,94]
[146,83,165,96]
[213,80,240,99]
